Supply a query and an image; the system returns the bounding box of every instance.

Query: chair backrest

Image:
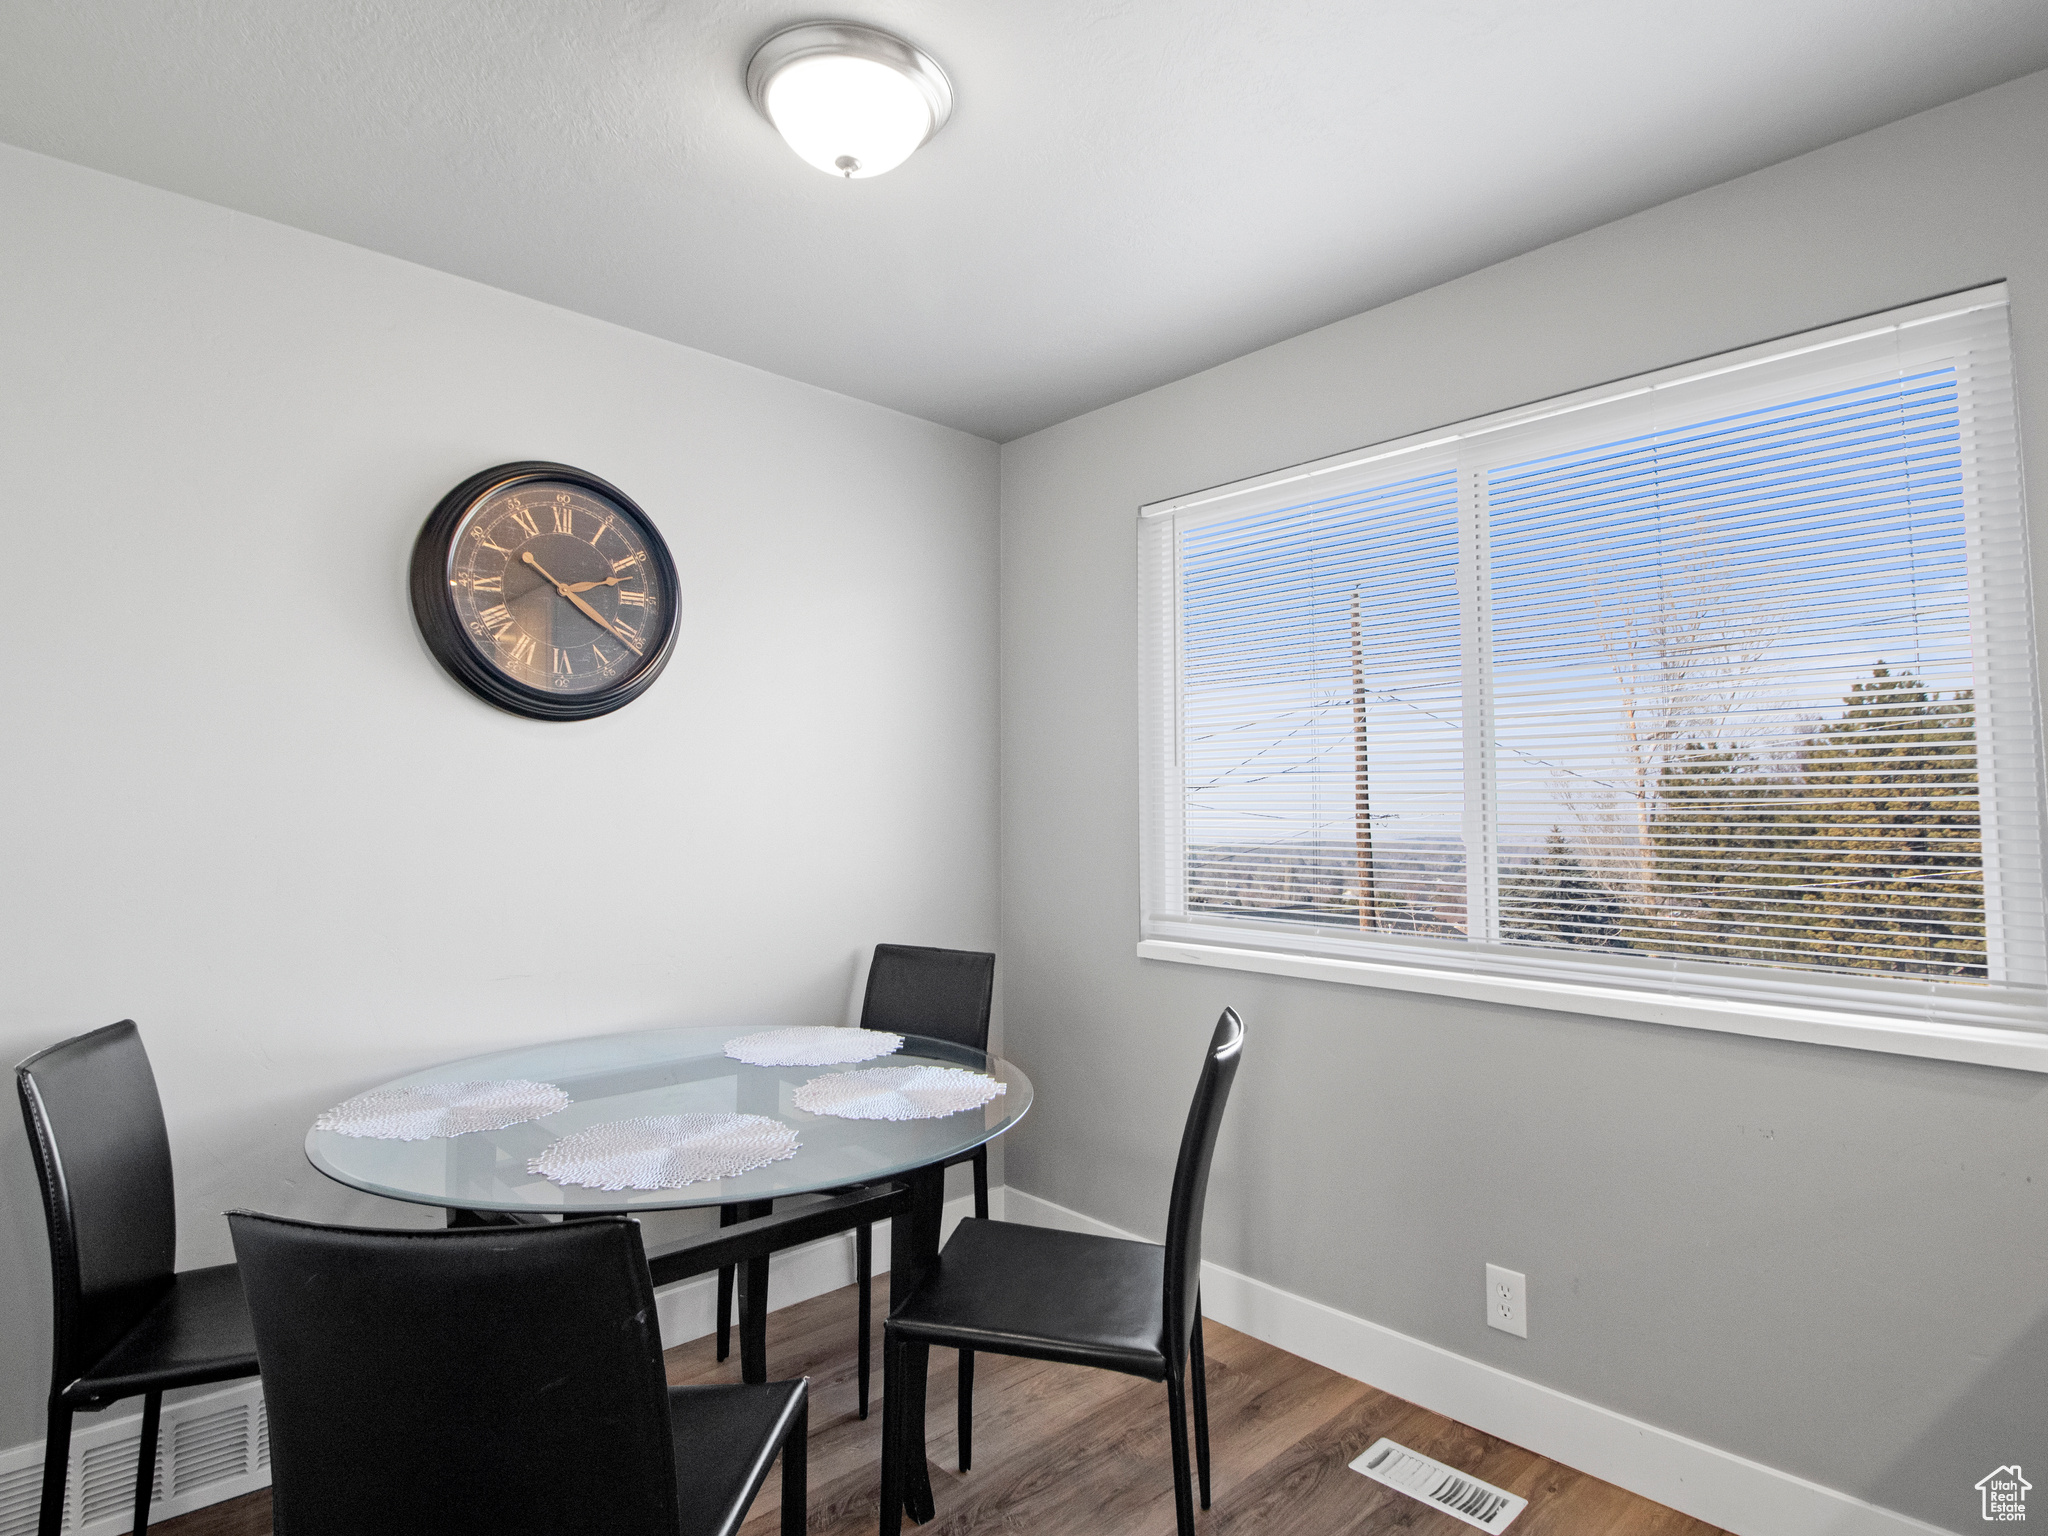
[860,944,995,1052]
[228,1211,681,1536]
[1161,1008,1245,1367]
[16,1020,178,1393]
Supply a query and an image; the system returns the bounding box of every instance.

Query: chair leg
[857,1222,872,1420]
[957,1349,974,1472]
[36,1401,71,1536]
[132,1390,162,1535]
[1191,1305,1212,1510]
[716,1203,739,1363]
[971,1144,989,1220]
[1164,1370,1197,1536]
[879,1331,904,1536]
[780,1390,809,1536]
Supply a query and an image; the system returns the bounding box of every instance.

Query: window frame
[1137,284,2048,1073]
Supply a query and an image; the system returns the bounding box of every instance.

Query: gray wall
[0,145,999,1448]
[998,69,2048,1532]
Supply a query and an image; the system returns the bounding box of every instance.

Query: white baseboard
[0,1189,996,1535]
[1002,1188,1951,1536]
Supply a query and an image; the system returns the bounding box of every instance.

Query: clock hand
[554,584,645,657]
[522,552,644,656]
[522,553,628,596]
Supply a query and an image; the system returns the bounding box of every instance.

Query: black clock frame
[410,461,682,722]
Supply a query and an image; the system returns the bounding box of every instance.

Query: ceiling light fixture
[746,21,953,180]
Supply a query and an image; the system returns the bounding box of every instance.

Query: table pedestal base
[887,1164,945,1525]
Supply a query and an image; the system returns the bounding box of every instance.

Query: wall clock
[410,462,681,721]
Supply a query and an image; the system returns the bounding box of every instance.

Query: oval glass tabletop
[305,1025,1032,1216]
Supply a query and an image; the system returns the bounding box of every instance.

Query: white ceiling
[6,1,2048,441]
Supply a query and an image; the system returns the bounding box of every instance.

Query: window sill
[1134,939,2048,1074]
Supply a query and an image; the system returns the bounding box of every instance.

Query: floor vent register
[0,1379,270,1536]
[1349,1437,1528,1533]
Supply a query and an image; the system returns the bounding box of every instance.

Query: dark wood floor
[157,1276,1725,1535]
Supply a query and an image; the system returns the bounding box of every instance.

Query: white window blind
[1139,286,2045,1034]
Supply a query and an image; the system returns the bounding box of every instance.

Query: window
[1139,286,2045,1042]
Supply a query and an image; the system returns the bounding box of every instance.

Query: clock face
[449,482,662,695]
[411,464,680,721]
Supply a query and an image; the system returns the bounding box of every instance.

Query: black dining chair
[716,943,995,1419]
[227,1210,809,1536]
[16,1020,260,1536]
[881,1007,1243,1536]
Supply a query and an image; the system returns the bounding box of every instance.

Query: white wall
[998,69,2048,1534]
[0,144,999,1447]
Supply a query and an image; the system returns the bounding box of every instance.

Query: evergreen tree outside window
[1138,286,2043,1037]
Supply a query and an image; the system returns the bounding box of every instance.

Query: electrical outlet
[1486,1263,1527,1337]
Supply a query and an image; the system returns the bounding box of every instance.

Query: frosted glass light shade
[765,55,929,178]
[747,23,953,181]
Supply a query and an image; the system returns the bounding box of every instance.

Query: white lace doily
[528,1114,801,1191]
[724,1026,904,1067]
[314,1079,571,1141]
[792,1066,1007,1122]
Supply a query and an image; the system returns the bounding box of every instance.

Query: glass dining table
[305,1022,1032,1525]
